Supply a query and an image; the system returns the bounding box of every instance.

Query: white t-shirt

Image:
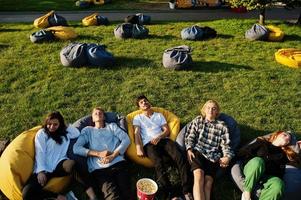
[133,112,167,146]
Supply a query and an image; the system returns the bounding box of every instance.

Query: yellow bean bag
[46,26,77,40]
[0,126,71,200]
[126,107,180,168]
[33,10,54,28]
[266,25,284,42]
[82,13,99,26]
[275,48,301,68]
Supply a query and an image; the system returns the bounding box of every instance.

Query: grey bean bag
[48,12,68,27]
[162,45,193,70]
[96,15,109,26]
[60,42,88,67]
[125,13,151,25]
[86,43,115,67]
[181,25,204,40]
[114,23,149,39]
[231,132,300,200]
[30,29,55,43]
[68,112,127,172]
[245,24,269,41]
[176,113,240,178]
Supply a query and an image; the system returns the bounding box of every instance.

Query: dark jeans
[144,138,192,194]
[91,161,133,200]
[22,159,92,200]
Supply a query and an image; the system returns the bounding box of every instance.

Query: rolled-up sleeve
[221,126,234,159]
[112,124,130,155]
[73,128,90,157]
[35,129,48,173]
[67,125,80,139]
[185,118,199,150]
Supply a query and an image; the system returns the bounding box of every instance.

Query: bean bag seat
[34,10,68,28]
[126,107,180,168]
[202,26,217,39]
[0,127,71,200]
[82,13,109,26]
[86,43,115,67]
[231,132,300,200]
[266,25,284,42]
[162,45,193,70]
[75,0,91,8]
[114,23,149,39]
[125,13,151,25]
[30,29,55,43]
[181,25,204,40]
[46,26,77,40]
[275,48,301,68]
[60,43,88,67]
[245,24,269,41]
[69,112,127,172]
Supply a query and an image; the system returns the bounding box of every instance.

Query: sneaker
[65,191,78,200]
[184,193,193,200]
[241,192,251,200]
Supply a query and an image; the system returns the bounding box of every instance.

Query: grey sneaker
[184,193,193,200]
[65,191,78,200]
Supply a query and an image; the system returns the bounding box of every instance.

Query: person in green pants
[238,131,300,200]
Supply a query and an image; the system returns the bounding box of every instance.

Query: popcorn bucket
[136,178,158,200]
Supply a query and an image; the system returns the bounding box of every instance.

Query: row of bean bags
[162,45,193,70]
[82,13,109,26]
[34,10,68,28]
[30,26,77,43]
[245,24,284,41]
[60,42,114,67]
[124,13,151,25]
[114,23,149,39]
[275,48,301,68]
[181,25,217,40]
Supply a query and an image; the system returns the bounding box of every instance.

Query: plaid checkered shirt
[185,115,234,162]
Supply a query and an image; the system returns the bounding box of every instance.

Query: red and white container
[136,178,158,200]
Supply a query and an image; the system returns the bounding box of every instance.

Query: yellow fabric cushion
[0,126,71,200]
[266,25,285,42]
[33,10,54,28]
[82,13,99,26]
[275,48,301,68]
[126,107,180,168]
[46,26,77,40]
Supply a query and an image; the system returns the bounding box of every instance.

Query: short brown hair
[135,95,149,107]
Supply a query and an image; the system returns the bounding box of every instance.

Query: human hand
[219,157,230,168]
[56,194,66,200]
[187,149,195,164]
[100,155,115,164]
[97,150,111,158]
[151,135,162,145]
[37,171,47,186]
[136,146,145,157]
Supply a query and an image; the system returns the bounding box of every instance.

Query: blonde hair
[200,100,220,118]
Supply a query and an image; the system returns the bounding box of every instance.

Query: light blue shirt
[34,125,80,173]
[73,123,130,172]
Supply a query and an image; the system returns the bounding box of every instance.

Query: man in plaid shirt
[185,100,234,200]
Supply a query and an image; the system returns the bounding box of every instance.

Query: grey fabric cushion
[30,29,55,43]
[48,12,68,27]
[96,15,109,25]
[86,43,114,67]
[132,24,149,39]
[181,25,204,40]
[124,15,139,24]
[137,13,151,25]
[60,43,88,67]
[162,45,193,70]
[245,24,269,41]
[114,23,133,39]
[231,133,300,199]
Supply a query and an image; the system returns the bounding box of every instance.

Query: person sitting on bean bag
[237,131,300,200]
[22,111,97,200]
[185,99,234,200]
[73,107,133,200]
[133,94,193,200]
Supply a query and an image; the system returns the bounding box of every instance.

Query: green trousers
[243,157,284,200]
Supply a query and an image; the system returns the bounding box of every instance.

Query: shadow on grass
[0,28,25,32]
[218,34,234,39]
[115,56,155,69]
[187,61,253,72]
[148,34,178,40]
[0,44,9,52]
[77,35,103,41]
[285,34,301,42]
[238,124,271,145]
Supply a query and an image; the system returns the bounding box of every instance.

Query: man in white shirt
[133,95,193,200]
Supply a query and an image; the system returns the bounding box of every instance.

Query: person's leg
[193,169,205,200]
[144,143,172,193]
[162,139,192,195]
[259,176,284,200]
[92,168,121,200]
[112,161,134,200]
[243,157,265,200]
[204,175,213,200]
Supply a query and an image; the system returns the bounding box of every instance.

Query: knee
[63,159,76,173]
[22,184,34,200]
[268,177,284,192]
[193,169,204,182]
[249,157,265,166]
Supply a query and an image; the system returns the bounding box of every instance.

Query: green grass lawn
[0,0,167,11]
[0,19,301,200]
